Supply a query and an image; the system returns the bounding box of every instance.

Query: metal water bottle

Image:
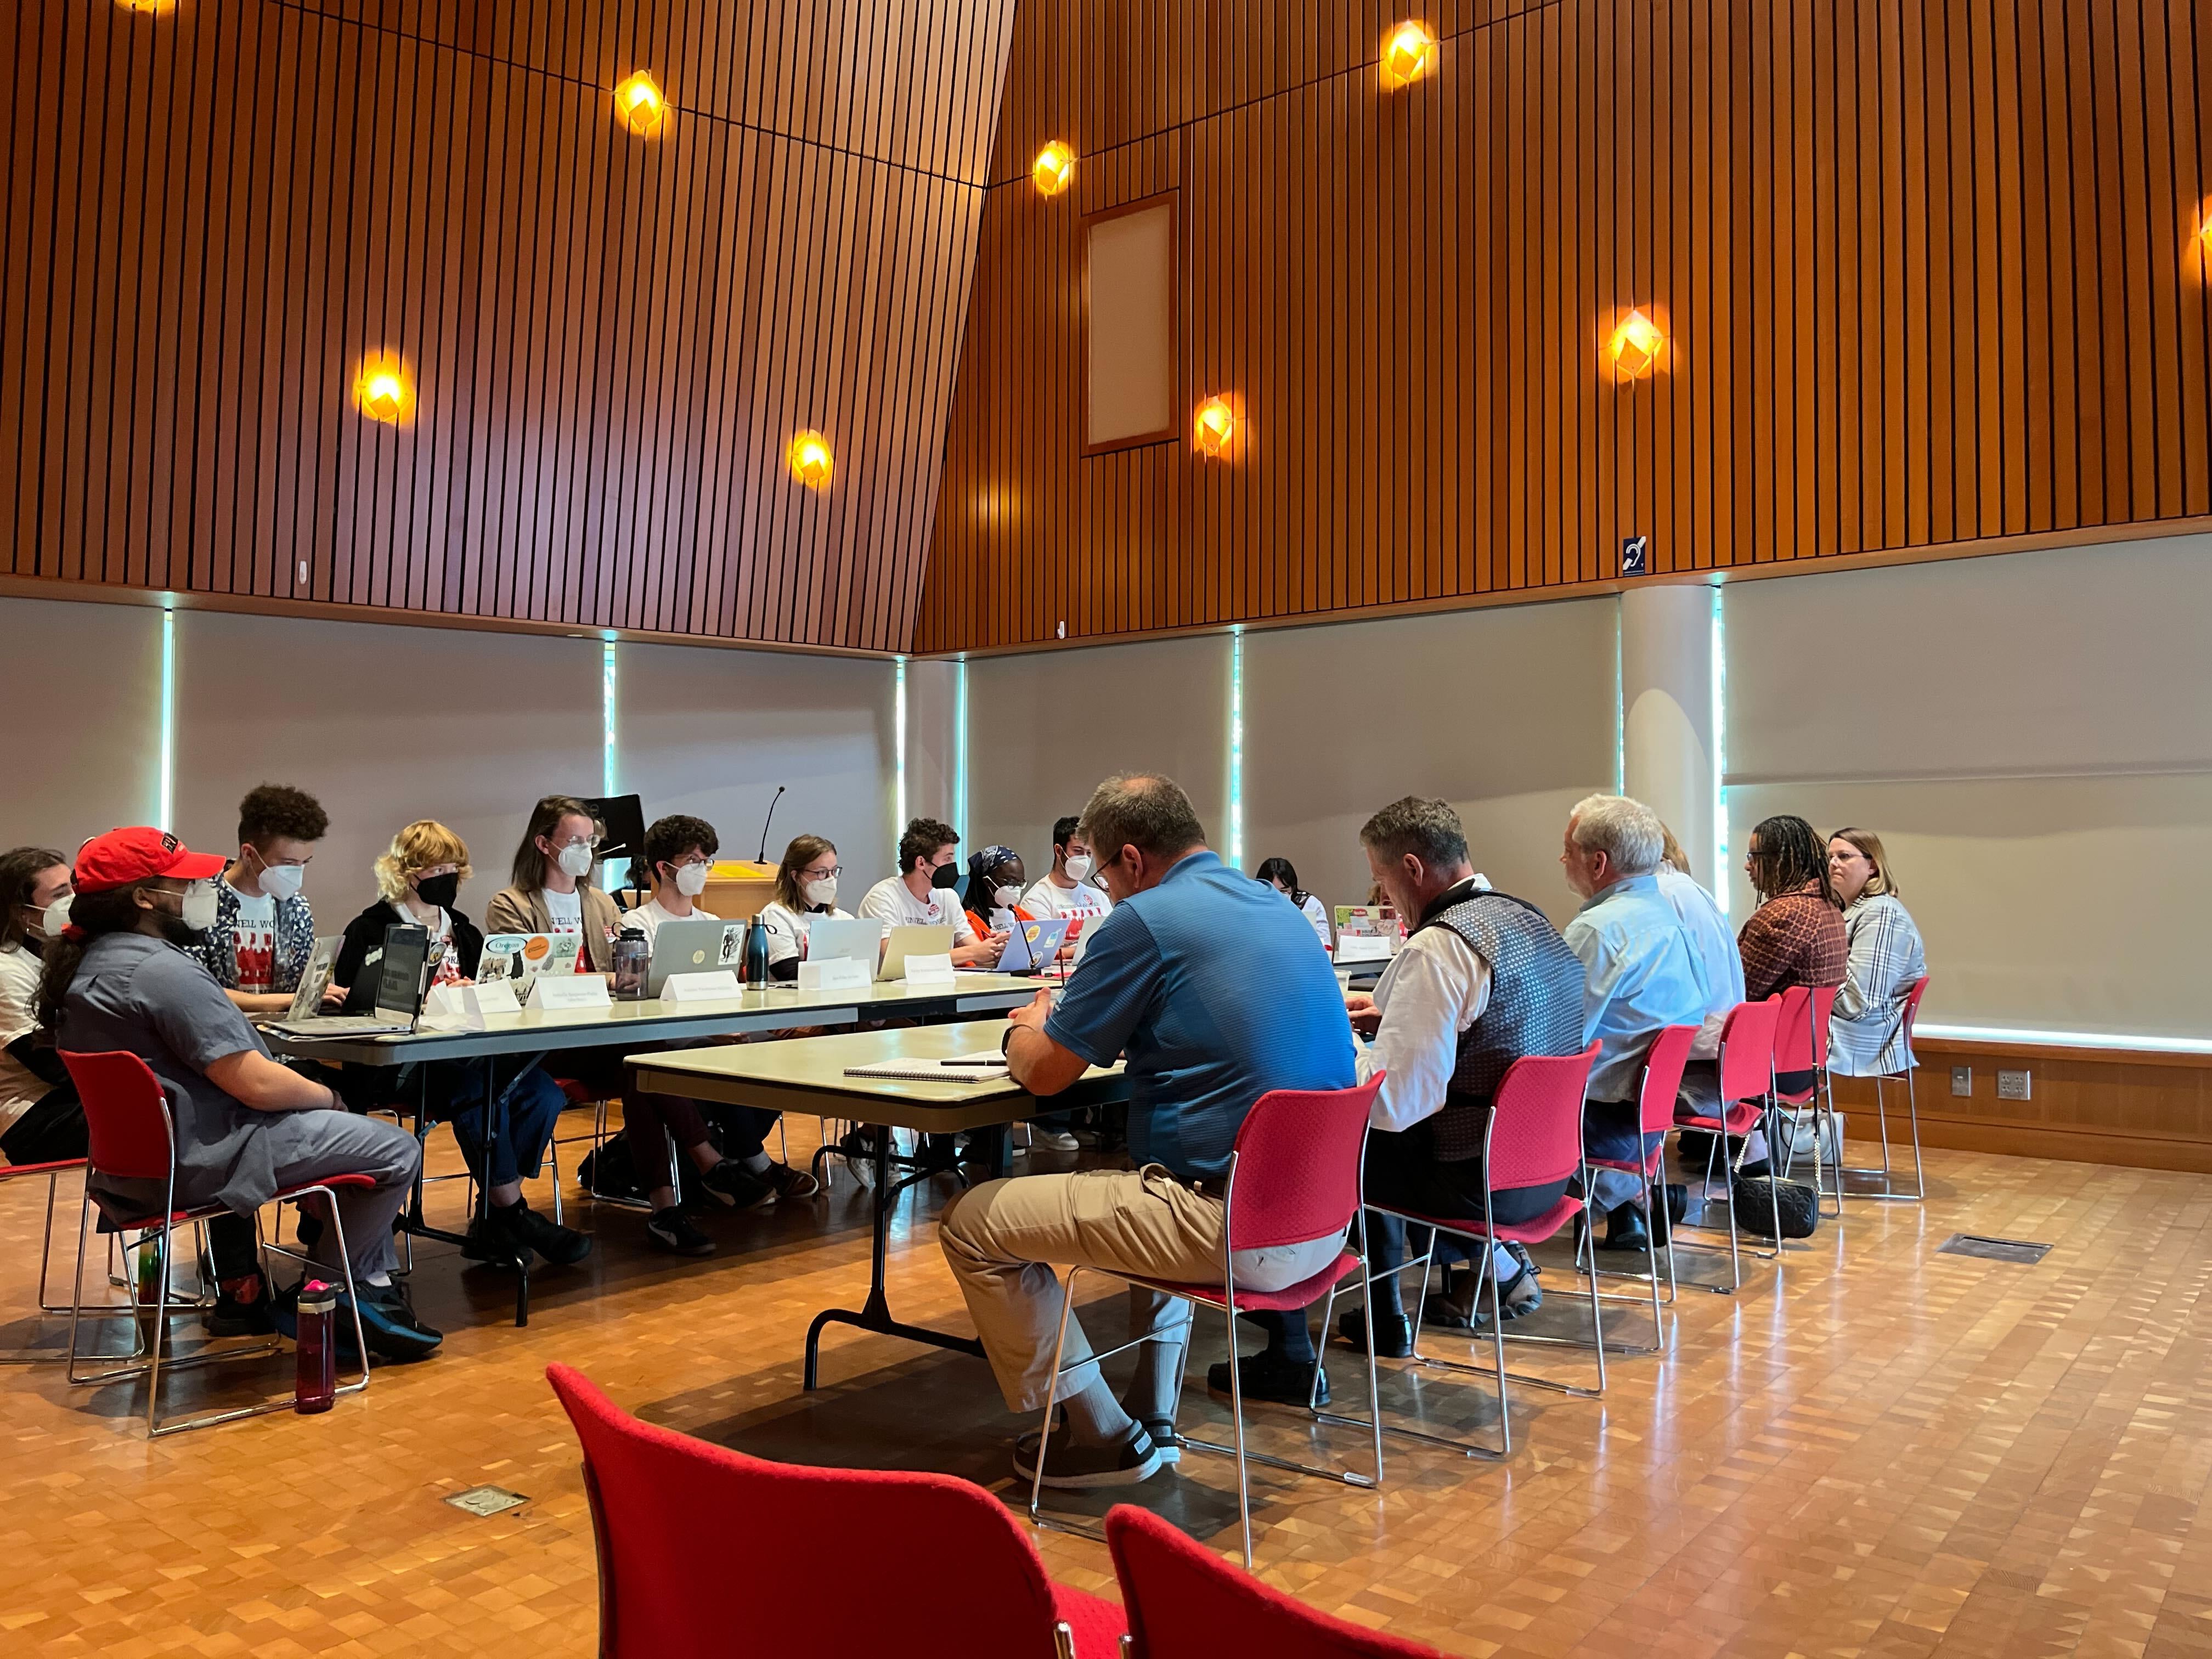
[295,1280,338,1413]
[741,916,771,988]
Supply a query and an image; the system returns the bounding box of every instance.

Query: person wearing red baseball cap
[34,827,442,1362]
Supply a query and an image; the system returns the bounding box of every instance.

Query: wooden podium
[701,860,780,922]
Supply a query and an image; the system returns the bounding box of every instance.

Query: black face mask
[157,913,208,950]
[415,872,461,910]
[929,862,962,891]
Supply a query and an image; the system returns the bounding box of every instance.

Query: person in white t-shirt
[486,795,626,970]
[758,833,856,981]
[1256,856,1332,951]
[0,846,82,1166]
[1019,815,1113,944]
[858,817,1005,968]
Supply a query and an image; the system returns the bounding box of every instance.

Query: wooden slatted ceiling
[915,0,2212,655]
[0,0,1013,653]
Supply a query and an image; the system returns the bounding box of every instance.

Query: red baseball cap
[74,827,229,895]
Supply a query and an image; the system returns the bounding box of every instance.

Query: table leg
[803,1122,985,1390]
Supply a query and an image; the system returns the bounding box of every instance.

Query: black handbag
[1733,1170,1820,1239]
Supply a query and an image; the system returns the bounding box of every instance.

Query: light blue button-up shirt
[1562,871,1722,1101]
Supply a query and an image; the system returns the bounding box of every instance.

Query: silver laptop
[801,916,881,972]
[877,924,953,981]
[647,917,748,997]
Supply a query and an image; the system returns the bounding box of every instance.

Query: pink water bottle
[295,1280,337,1413]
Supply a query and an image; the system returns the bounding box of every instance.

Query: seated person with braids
[1725,813,1847,1180]
[44,828,438,1359]
[1224,799,1588,1402]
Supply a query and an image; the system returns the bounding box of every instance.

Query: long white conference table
[259,975,1049,1324]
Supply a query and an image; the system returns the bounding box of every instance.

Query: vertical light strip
[1710,586,1729,918]
[157,602,176,828]
[1612,602,1626,794]
[954,657,969,833]
[1227,627,1245,869]
[894,656,908,845]
[600,635,624,888]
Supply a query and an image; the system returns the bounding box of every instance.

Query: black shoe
[496,1200,592,1266]
[646,1206,715,1257]
[1335,1307,1413,1358]
[915,1136,961,1174]
[1600,1201,1651,1253]
[1651,1183,1689,1247]
[697,1160,774,1211]
[1012,1421,1163,1489]
[1206,1350,1329,1408]
[1736,1159,1773,1181]
[346,1282,444,1362]
[461,1212,528,1268]
[757,1161,822,1202]
[1130,1416,1182,1466]
[202,1274,275,1338]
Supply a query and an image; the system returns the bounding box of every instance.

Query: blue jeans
[1582,1098,1663,1212]
[431,1062,565,1189]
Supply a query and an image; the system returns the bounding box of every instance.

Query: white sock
[1492,1244,1519,1280]
[740,1152,772,1174]
[365,1272,392,1288]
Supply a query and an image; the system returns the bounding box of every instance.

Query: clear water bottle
[295,1280,338,1413]
[611,925,651,1000]
[741,916,771,988]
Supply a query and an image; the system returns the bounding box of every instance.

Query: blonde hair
[1828,826,1897,899]
[374,820,473,903]
[1658,822,1691,879]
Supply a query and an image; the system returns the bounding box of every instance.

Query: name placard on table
[529,974,614,1012]
[901,953,957,988]
[662,969,743,1004]
[798,956,872,992]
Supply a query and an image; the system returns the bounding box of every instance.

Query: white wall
[1723,535,2212,1040]
[964,635,1232,876]
[4,596,900,930]
[1243,601,1620,926]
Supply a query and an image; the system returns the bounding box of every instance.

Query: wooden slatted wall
[916,0,2212,654]
[0,0,1014,653]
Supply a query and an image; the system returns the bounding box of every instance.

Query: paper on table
[661,969,742,1003]
[529,974,613,1012]
[797,956,871,992]
[901,952,957,988]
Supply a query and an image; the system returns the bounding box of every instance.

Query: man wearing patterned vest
[1223,797,1586,1402]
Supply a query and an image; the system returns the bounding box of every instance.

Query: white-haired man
[1560,794,1722,1252]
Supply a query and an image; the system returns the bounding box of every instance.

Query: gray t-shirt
[58,931,279,1215]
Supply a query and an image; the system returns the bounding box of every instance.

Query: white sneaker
[1030,1128,1080,1152]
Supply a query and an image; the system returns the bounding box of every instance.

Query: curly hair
[898,817,958,875]
[237,783,329,848]
[643,814,720,878]
[373,821,472,904]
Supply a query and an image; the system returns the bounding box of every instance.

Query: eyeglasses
[802,865,843,881]
[550,834,602,853]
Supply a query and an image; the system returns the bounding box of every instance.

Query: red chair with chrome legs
[60,1049,372,1435]
[1347,1043,1602,1462]
[1581,1024,1698,1346]
[1107,1503,1446,1658]
[1031,1077,1386,1570]
[1839,974,1931,1201]
[548,1362,1126,1658]
[1671,997,1783,1291]
[1770,985,1843,1223]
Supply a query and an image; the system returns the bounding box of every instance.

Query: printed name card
[798,957,871,992]
[902,952,957,988]
[528,974,613,1012]
[464,981,522,1016]
[662,969,743,1004]
[419,983,477,1029]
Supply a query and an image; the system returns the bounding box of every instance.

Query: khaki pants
[939,1166,1229,1418]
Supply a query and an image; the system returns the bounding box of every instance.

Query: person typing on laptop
[189,783,342,1015]
[860,819,1005,968]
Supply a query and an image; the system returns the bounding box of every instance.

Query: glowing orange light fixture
[353,354,414,425]
[614,72,668,137]
[1607,308,1666,380]
[116,0,177,13]
[788,430,834,489]
[1032,140,1076,198]
[1381,21,1438,87]
[1194,396,1237,457]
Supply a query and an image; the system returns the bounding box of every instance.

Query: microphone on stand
[756,785,787,864]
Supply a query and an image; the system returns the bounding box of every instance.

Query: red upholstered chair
[1671,997,1782,1290]
[1839,974,1931,1201]
[1357,1043,1601,1461]
[546,1363,1126,1658]
[1581,1023,1699,1346]
[1106,1504,1447,1658]
[0,1154,86,1364]
[60,1050,372,1436]
[1031,1078,1386,1568]
[1770,984,1843,1223]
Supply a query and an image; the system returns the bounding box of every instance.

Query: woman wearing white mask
[189,783,332,1013]
[758,834,854,982]
[486,795,625,972]
[0,845,83,1166]
[962,845,1035,940]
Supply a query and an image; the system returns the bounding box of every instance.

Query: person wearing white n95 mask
[619,812,724,943]
[187,782,332,1014]
[757,833,856,983]
[485,795,627,972]
[1021,814,1113,955]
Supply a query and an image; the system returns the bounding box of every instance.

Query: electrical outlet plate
[1950,1065,1972,1097]
[1997,1069,2032,1102]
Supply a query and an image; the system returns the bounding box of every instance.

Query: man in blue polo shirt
[939,774,1356,1489]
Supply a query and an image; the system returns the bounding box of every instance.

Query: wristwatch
[1000,1024,1019,1057]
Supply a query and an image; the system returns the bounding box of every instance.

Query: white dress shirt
[1353,922,1493,1133]
[1654,865,1746,1058]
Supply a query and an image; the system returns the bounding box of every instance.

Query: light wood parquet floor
[2,1120,2209,1658]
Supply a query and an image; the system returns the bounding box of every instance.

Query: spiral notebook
[843,1052,1008,1083]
